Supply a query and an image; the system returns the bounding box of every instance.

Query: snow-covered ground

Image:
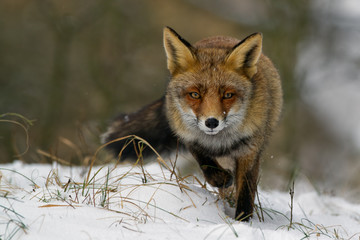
[1,161,360,240]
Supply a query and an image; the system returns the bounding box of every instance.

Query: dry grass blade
[0,168,39,189]
[219,214,239,238]
[0,195,28,239]
[125,197,190,223]
[85,135,172,185]
[37,149,71,165]
[0,113,34,157]
[39,204,81,208]
[59,136,84,161]
[120,199,154,222]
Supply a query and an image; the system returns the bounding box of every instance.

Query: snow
[1,161,360,240]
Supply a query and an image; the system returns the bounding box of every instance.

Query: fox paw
[202,166,233,188]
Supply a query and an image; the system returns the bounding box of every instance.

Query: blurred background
[1,0,359,200]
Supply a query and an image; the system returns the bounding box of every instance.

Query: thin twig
[289,181,295,230]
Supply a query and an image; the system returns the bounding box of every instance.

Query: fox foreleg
[234,151,260,221]
[189,148,234,188]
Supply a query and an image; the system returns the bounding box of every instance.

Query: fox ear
[225,32,262,78]
[163,27,196,75]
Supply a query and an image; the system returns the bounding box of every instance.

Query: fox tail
[101,97,179,160]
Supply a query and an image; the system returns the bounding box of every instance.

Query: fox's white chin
[203,130,220,135]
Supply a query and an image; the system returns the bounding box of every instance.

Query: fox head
[164,27,263,143]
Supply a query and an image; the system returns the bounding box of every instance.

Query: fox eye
[189,92,201,99]
[223,92,234,99]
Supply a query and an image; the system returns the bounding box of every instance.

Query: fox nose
[205,118,219,129]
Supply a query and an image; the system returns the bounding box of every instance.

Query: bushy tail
[101,97,179,160]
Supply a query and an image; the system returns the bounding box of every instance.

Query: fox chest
[187,136,251,172]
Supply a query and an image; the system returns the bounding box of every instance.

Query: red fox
[102,27,283,221]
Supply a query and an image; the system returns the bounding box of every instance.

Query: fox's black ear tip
[248,32,263,39]
[239,32,262,46]
[163,26,177,35]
